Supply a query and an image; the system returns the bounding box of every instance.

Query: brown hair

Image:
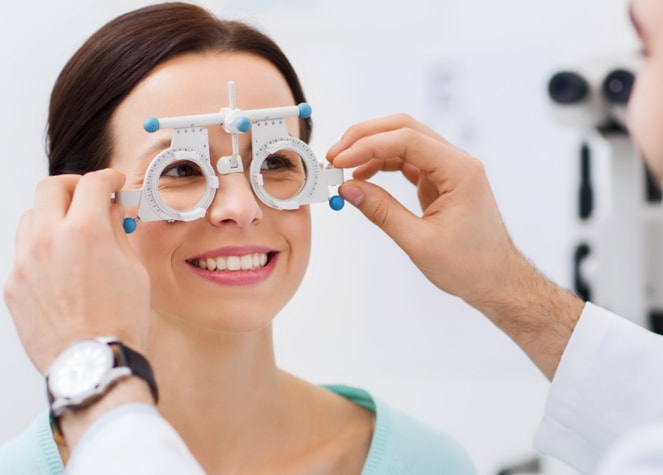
[47,2,311,175]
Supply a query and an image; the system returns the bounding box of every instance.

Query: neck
[148,313,287,472]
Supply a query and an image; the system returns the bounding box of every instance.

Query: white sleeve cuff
[66,403,205,475]
[534,302,663,474]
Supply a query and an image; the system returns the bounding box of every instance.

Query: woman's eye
[162,161,200,177]
[261,153,295,171]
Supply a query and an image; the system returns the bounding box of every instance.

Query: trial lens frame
[116,82,344,233]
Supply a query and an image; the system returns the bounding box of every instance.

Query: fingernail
[340,185,364,206]
[327,141,342,159]
[328,134,348,156]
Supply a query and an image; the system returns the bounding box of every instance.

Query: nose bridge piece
[216,151,244,175]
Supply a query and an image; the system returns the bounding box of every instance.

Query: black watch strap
[114,342,159,404]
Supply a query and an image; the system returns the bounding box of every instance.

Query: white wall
[0,1,636,474]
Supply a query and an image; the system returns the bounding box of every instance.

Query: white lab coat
[596,421,663,475]
[66,302,663,475]
[534,302,663,474]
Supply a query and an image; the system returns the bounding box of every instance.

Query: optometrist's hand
[3,169,151,374]
[327,114,584,378]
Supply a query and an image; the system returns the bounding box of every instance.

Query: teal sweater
[0,385,476,474]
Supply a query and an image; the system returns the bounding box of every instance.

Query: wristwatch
[46,337,158,418]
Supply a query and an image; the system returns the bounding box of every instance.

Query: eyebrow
[140,137,172,163]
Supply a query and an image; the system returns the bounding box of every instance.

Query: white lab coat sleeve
[533,302,663,474]
[65,403,206,475]
[595,420,663,475]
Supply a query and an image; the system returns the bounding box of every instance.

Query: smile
[190,252,270,272]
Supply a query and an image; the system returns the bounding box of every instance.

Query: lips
[185,245,278,285]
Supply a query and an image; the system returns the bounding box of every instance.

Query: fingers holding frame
[327,114,475,192]
[30,169,126,234]
[18,169,130,276]
[66,169,127,234]
[326,113,495,260]
[31,174,80,228]
[327,113,443,160]
[351,157,421,186]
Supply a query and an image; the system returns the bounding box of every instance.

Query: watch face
[48,340,114,399]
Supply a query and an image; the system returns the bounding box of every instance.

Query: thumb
[339,180,421,249]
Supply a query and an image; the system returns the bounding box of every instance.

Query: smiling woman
[0,3,475,474]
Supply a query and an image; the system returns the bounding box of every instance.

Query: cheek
[628,66,663,181]
[279,207,312,271]
[127,222,180,272]
[291,208,312,256]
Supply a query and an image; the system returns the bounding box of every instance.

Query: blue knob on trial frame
[144,117,160,133]
[329,195,345,211]
[123,217,138,234]
[298,103,312,119]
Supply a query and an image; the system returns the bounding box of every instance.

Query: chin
[157,300,281,335]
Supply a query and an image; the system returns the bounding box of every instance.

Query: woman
[0,3,475,474]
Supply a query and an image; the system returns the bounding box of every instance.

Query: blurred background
[0,0,637,473]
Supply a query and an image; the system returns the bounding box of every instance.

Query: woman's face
[110,52,311,333]
[628,0,663,180]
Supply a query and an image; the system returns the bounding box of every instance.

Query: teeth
[227,256,241,271]
[193,252,269,272]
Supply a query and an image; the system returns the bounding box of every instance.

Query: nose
[206,171,263,228]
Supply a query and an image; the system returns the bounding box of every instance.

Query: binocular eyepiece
[548,71,590,104]
[601,69,635,104]
[548,68,635,106]
[546,53,641,131]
